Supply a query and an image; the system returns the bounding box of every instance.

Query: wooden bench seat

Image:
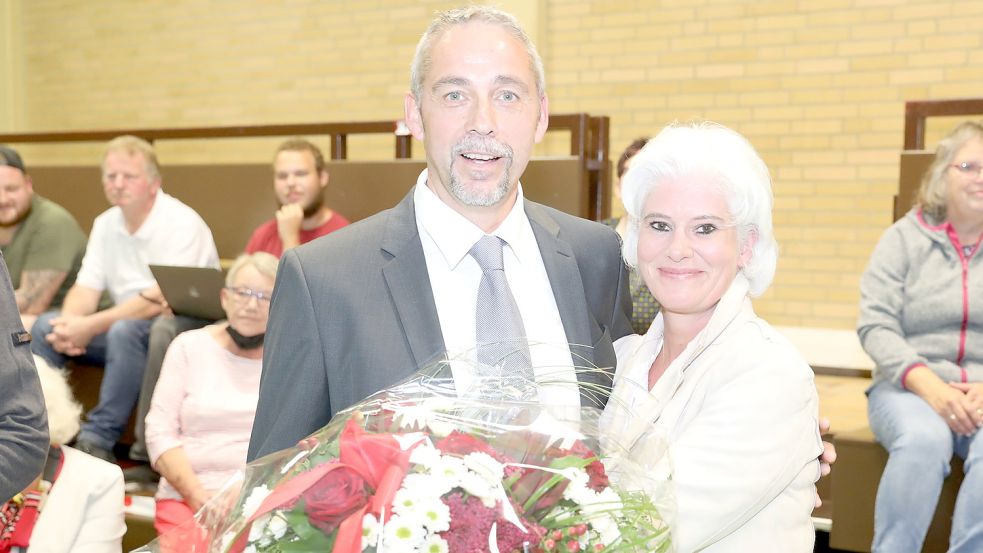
[830,426,964,553]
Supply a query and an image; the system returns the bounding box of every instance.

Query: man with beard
[248,5,632,460]
[245,138,350,257]
[0,146,86,330]
[124,138,349,485]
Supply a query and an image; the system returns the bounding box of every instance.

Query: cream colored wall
[0,0,24,131]
[8,0,983,328]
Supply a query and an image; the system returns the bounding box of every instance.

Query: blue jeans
[867,382,983,553]
[31,311,154,451]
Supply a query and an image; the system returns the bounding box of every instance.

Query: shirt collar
[413,169,530,269]
[113,191,165,239]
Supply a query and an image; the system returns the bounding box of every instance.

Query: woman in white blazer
[0,356,125,553]
[606,122,824,552]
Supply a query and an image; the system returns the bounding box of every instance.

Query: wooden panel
[895,152,934,221]
[904,99,983,150]
[829,426,963,552]
[30,157,588,259]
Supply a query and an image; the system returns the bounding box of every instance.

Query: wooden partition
[2,115,611,258]
[30,157,590,258]
[895,152,933,221]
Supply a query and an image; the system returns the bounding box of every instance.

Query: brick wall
[5,0,983,328]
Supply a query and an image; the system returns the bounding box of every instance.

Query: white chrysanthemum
[409,439,441,467]
[459,471,497,508]
[268,512,289,540]
[361,513,380,551]
[392,486,425,516]
[580,487,623,517]
[244,546,257,553]
[416,496,451,532]
[420,534,450,553]
[431,455,468,485]
[463,452,504,483]
[595,487,624,511]
[241,485,271,520]
[394,403,431,430]
[403,471,455,498]
[591,513,622,546]
[247,514,266,542]
[390,398,456,434]
[381,514,425,551]
[247,513,273,545]
[561,468,594,505]
[427,417,456,438]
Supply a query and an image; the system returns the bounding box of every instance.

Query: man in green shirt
[0,146,87,330]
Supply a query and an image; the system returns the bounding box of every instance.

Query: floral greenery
[137,367,674,553]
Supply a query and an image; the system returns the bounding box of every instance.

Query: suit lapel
[380,190,447,369]
[525,202,607,404]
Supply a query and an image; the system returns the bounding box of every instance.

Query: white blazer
[607,275,823,553]
[29,445,125,553]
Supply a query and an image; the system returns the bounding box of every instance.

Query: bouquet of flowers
[137,360,674,553]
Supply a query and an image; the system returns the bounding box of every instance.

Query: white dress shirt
[413,170,580,408]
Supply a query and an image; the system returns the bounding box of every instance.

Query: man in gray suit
[0,251,49,502]
[248,6,632,460]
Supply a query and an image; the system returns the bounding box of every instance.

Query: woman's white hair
[620,121,778,297]
[33,355,82,446]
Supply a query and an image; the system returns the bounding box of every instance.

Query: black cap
[0,145,26,174]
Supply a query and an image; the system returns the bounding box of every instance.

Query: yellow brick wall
[544,0,983,328]
[4,0,983,328]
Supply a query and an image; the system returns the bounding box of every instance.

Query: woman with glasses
[859,120,983,552]
[144,252,278,539]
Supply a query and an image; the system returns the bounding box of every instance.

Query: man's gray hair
[410,5,546,101]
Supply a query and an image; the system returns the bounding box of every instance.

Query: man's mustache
[452,136,513,159]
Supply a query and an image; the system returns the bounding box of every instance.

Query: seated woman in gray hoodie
[859,120,983,553]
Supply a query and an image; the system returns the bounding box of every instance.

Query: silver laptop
[149,265,226,321]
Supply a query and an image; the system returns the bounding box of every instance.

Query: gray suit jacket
[0,252,49,502]
[248,189,632,460]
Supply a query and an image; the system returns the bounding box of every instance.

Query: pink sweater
[145,327,262,501]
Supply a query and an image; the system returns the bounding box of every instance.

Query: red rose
[303,466,369,535]
[436,431,508,462]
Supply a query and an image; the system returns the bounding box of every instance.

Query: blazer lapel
[380,190,447,369]
[525,202,607,403]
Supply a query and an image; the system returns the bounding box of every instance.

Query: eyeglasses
[951,162,983,177]
[225,287,272,304]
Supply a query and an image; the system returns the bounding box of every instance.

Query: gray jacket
[0,252,49,501]
[248,189,632,460]
[858,209,983,388]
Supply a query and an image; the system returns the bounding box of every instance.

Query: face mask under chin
[226,325,265,350]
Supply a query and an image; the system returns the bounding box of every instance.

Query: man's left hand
[45,314,98,355]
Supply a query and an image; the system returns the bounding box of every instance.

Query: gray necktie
[469,235,535,399]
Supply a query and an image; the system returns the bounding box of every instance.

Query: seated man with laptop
[124,137,349,484]
[30,135,219,463]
